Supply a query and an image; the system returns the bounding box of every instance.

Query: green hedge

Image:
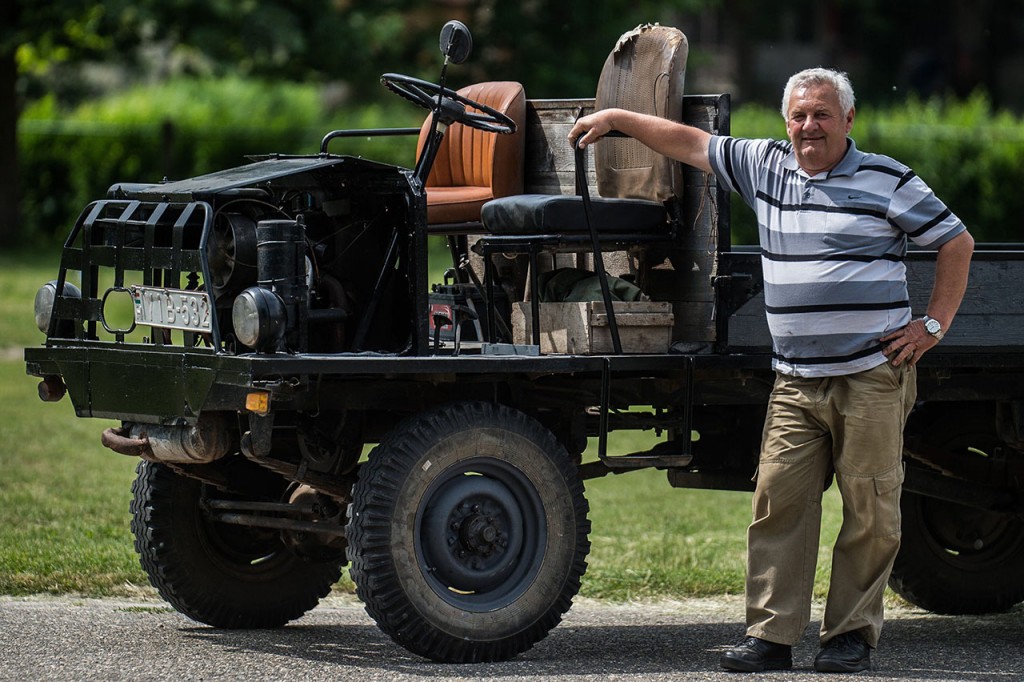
[18,78,423,246]
[17,82,1024,247]
[728,92,1024,244]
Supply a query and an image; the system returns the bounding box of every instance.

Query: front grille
[48,199,223,350]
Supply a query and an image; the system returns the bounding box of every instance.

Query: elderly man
[569,68,974,673]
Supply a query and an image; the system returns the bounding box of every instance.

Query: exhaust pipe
[102,414,230,463]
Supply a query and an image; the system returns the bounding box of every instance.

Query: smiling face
[785,83,855,175]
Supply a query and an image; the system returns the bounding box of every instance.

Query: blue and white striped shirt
[709,136,966,377]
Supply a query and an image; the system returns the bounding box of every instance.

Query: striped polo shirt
[708,135,966,377]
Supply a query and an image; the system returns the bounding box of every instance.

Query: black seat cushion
[481,194,667,236]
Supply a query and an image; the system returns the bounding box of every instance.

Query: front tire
[130,460,343,628]
[346,401,590,662]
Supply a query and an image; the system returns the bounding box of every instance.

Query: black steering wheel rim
[380,73,516,135]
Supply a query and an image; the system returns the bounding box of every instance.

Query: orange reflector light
[245,391,270,416]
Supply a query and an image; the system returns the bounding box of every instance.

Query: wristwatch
[922,315,944,341]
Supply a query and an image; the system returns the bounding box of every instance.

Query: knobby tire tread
[347,401,590,662]
[130,460,342,629]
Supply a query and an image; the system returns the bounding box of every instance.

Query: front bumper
[24,342,252,424]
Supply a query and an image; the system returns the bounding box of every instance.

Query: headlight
[34,280,82,335]
[232,287,285,351]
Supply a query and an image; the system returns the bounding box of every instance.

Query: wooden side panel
[724,252,1024,353]
[907,254,1024,349]
[524,99,595,196]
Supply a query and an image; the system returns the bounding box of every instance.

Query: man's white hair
[780,68,856,119]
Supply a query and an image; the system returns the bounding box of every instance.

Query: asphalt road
[0,594,1020,681]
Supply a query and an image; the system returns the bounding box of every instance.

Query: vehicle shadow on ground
[179,605,1024,680]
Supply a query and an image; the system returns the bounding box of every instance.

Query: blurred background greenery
[2,0,1023,250]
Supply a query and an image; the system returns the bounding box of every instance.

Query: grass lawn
[0,357,143,594]
[1,252,148,594]
[1,249,845,602]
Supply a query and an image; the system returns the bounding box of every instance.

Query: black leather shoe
[720,636,793,672]
[814,631,871,673]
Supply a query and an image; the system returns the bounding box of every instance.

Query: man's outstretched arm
[568,108,714,174]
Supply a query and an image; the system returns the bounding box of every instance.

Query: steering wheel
[380,73,516,135]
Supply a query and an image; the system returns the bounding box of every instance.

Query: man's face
[785,83,854,175]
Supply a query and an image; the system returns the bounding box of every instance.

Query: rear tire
[890,409,1024,614]
[347,401,590,662]
[889,489,1024,614]
[130,460,342,628]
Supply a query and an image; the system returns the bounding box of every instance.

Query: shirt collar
[782,138,862,178]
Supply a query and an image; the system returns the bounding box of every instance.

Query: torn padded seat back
[594,24,688,203]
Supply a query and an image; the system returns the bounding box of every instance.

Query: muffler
[102,413,230,463]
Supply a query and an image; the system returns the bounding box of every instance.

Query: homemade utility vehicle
[25,21,1024,663]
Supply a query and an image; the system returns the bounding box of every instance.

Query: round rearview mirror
[439,20,472,64]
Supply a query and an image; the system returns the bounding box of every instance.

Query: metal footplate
[581,356,695,479]
[600,442,694,470]
[579,443,694,480]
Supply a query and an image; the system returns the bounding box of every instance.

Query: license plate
[131,286,213,333]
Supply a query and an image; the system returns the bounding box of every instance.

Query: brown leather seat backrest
[594,24,688,203]
[416,81,526,223]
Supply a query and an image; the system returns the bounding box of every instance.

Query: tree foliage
[1,0,717,246]
[5,1,1022,246]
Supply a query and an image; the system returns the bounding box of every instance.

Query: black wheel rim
[415,457,546,611]
[915,432,1024,572]
[917,494,1024,570]
[197,487,293,580]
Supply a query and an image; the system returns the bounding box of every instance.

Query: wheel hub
[422,475,525,592]
[459,512,500,554]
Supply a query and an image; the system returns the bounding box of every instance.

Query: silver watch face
[924,317,941,335]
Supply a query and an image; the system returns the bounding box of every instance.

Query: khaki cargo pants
[745,361,917,649]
